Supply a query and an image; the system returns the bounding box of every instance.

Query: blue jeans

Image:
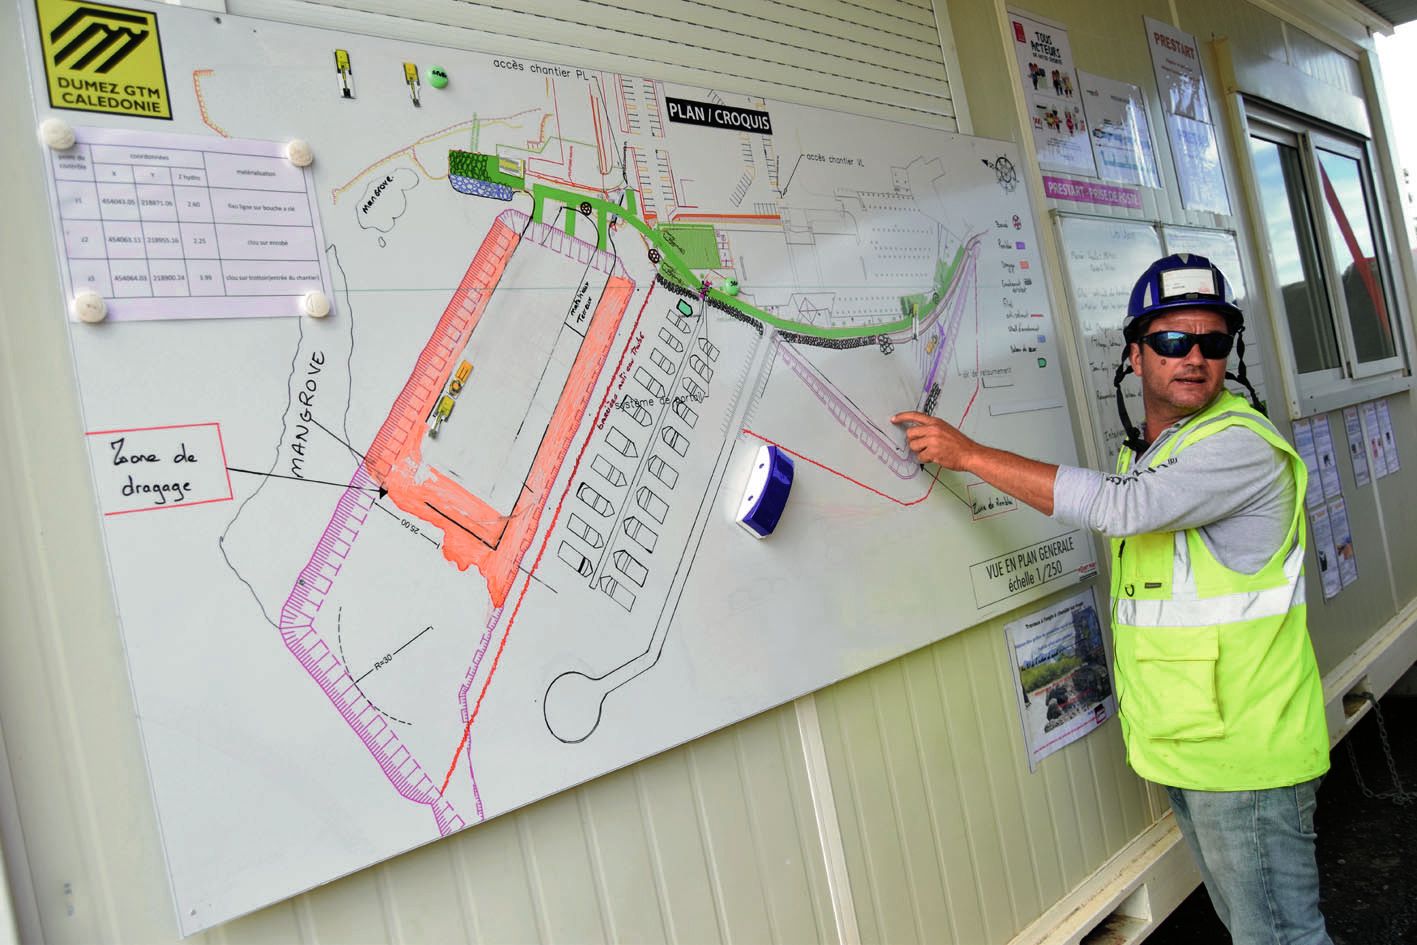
[1166,780,1331,945]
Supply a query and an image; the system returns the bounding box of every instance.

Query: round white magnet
[72,290,107,323]
[285,139,314,167]
[302,290,331,318]
[39,117,76,151]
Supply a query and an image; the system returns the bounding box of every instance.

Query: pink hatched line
[277,462,465,836]
[455,605,505,820]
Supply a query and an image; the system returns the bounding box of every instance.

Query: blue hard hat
[1124,253,1243,341]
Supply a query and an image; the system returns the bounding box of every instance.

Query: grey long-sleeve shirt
[1051,423,1297,575]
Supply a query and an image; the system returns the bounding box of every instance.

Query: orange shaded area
[364,218,634,607]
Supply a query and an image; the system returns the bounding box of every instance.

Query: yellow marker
[35,0,171,119]
[430,394,455,436]
[403,61,421,107]
[334,48,354,99]
[449,360,472,394]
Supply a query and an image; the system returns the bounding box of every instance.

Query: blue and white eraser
[736,444,794,538]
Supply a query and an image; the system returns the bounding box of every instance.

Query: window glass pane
[1248,136,1342,373]
[1316,149,1400,364]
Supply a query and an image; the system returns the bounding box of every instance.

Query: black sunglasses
[1140,330,1234,359]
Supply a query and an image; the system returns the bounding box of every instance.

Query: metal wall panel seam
[897,657,966,944]
[443,842,480,945]
[959,632,1025,938]
[683,747,738,944]
[575,787,632,945]
[793,695,861,945]
[868,669,930,944]
[772,711,839,944]
[928,627,1005,942]
[729,732,783,943]
[966,628,1044,926]
[630,769,683,944]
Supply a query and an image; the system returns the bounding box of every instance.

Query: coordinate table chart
[44,127,332,321]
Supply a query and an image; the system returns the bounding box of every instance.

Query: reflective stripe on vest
[1115,540,1305,627]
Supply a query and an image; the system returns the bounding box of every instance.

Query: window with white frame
[1245,103,1407,409]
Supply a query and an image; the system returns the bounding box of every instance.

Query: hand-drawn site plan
[23,3,1096,931]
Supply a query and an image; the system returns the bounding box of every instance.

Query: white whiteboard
[21,1,1095,932]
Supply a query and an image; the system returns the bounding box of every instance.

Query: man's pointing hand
[891,411,978,471]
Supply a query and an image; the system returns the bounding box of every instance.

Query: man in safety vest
[893,254,1331,945]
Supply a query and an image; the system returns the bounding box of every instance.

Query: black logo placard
[665,97,772,135]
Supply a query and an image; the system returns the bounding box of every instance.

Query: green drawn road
[529,182,971,341]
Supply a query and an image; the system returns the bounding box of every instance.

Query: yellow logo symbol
[36,0,171,119]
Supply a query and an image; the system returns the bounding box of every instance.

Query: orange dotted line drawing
[192,70,229,138]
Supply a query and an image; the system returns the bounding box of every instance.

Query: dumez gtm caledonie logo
[36,0,172,119]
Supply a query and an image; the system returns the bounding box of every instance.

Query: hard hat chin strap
[1112,355,1149,456]
[1225,328,1266,415]
[1112,327,1266,457]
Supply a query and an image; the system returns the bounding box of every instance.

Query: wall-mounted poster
[1005,587,1115,771]
[1145,16,1230,214]
[1079,72,1161,189]
[1011,11,1098,176]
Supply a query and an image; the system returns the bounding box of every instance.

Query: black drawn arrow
[227,466,387,499]
[309,415,369,464]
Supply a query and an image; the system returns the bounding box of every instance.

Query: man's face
[1128,309,1230,425]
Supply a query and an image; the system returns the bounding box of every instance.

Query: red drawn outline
[440,284,659,794]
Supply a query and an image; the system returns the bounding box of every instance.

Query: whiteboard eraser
[736,444,794,538]
[285,138,314,167]
[39,117,75,150]
[72,290,107,323]
[301,290,331,318]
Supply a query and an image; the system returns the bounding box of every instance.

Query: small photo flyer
[1308,504,1342,601]
[1343,405,1371,487]
[1328,498,1358,589]
[1376,400,1401,474]
[1361,401,1389,478]
[1312,415,1343,501]
[1291,417,1324,510]
[1005,587,1116,771]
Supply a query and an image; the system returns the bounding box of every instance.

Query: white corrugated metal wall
[1,0,1411,943]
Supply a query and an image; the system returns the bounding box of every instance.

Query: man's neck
[1142,391,1227,445]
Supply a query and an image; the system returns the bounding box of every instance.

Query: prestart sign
[35,0,171,119]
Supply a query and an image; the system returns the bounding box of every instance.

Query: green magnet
[725,278,740,296]
[427,66,449,89]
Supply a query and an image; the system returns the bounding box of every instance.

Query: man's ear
[1128,341,1143,379]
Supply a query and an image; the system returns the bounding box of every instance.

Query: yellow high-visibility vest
[1110,391,1329,790]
